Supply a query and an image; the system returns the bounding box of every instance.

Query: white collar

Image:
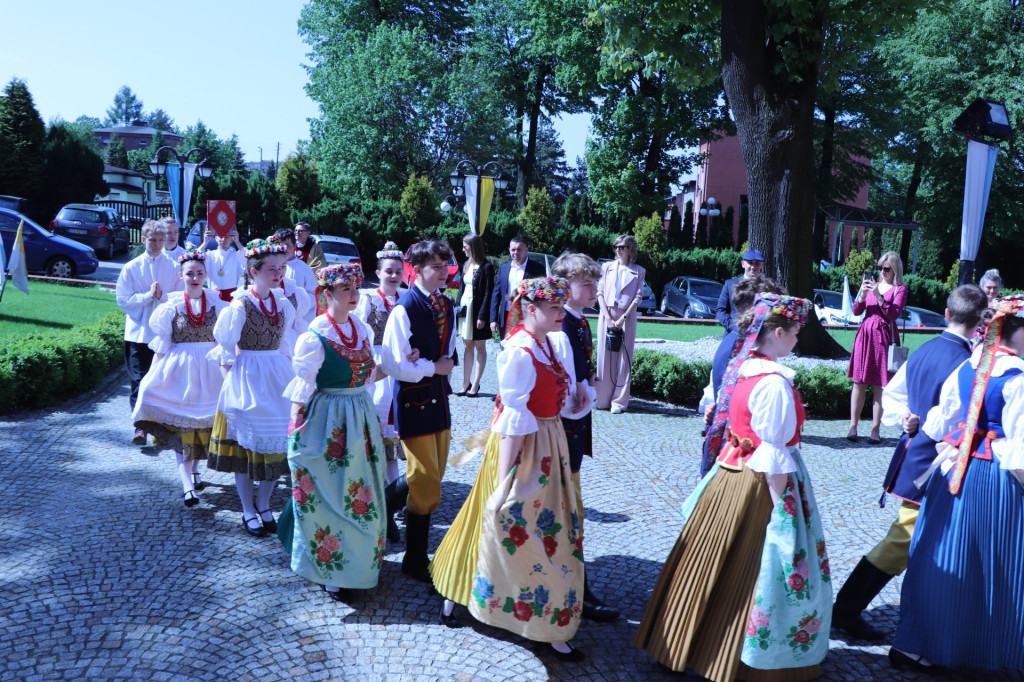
[510,260,527,270]
[564,305,582,319]
[414,281,439,297]
[738,356,796,381]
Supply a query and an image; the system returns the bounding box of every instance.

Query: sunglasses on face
[614,245,627,251]
[879,265,892,272]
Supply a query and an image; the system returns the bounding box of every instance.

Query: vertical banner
[207,200,237,237]
[960,139,999,262]
[463,176,496,234]
[166,161,199,228]
[0,234,7,298]
[8,220,29,293]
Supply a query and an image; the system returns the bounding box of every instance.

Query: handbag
[887,316,908,373]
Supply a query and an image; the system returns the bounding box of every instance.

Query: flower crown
[757,293,811,327]
[177,245,206,265]
[316,263,364,289]
[517,276,570,303]
[994,294,1024,317]
[376,241,404,260]
[243,235,288,259]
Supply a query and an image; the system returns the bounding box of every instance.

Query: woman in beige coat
[596,235,645,413]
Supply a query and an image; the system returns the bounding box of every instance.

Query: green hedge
[0,312,125,413]
[632,348,867,418]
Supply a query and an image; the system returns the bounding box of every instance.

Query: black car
[660,276,723,318]
[49,204,131,259]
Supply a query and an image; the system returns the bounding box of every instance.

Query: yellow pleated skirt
[429,431,502,606]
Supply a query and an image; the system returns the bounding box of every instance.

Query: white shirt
[147,291,229,355]
[205,248,246,291]
[508,259,528,297]
[163,244,186,263]
[208,289,296,366]
[115,251,184,343]
[380,283,457,382]
[881,330,972,429]
[287,258,318,298]
[735,358,800,476]
[283,314,376,404]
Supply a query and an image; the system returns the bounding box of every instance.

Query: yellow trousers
[402,430,451,515]
[865,500,920,576]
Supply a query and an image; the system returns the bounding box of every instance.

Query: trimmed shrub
[903,274,949,313]
[0,312,124,413]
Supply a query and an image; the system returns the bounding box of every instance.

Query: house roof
[104,164,152,178]
[94,125,183,139]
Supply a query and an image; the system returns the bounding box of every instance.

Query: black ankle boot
[401,512,433,583]
[385,475,408,543]
[833,557,893,641]
[582,573,620,622]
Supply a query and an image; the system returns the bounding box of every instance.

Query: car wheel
[46,256,76,279]
[104,241,115,260]
[682,305,691,319]
[660,297,671,315]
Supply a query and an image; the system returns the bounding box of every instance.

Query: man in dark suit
[489,235,545,338]
[715,248,765,333]
[831,284,987,641]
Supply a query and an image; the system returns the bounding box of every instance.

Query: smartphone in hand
[863,270,874,282]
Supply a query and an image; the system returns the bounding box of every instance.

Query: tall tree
[105,85,144,127]
[146,108,176,133]
[277,152,323,214]
[0,79,47,204]
[106,136,129,168]
[41,123,109,218]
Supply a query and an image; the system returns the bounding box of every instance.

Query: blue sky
[0,0,589,166]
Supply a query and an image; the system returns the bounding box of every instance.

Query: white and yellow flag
[463,176,495,235]
[8,220,30,294]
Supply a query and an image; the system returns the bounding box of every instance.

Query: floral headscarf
[949,294,1024,494]
[701,293,811,475]
[504,276,570,339]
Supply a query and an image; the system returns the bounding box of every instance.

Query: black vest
[394,286,455,438]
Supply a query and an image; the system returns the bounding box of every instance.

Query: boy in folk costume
[204,226,245,301]
[551,252,619,622]
[381,240,457,581]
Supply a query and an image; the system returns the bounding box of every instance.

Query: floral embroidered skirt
[467,417,584,643]
[430,430,503,606]
[285,387,387,589]
[634,454,831,682]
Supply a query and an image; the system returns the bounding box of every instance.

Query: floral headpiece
[504,276,570,338]
[316,263,364,290]
[177,244,206,265]
[376,241,404,260]
[243,235,288,259]
[701,293,810,475]
[949,294,1024,495]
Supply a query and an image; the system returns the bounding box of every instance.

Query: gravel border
[636,336,850,373]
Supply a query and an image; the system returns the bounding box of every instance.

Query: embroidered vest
[717,372,805,470]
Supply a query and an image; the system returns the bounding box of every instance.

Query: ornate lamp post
[440,160,512,233]
[149,146,213,241]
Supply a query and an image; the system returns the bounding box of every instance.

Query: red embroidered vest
[717,372,805,470]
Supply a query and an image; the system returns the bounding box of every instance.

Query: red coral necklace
[251,288,279,326]
[377,288,395,313]
[523,329,563,373]
[327,312,358,348]
[183,291,208,328]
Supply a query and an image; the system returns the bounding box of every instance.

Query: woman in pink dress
[847,251,907,443]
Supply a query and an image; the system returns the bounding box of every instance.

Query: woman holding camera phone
[596,235,645,414]
[847,251,908,443]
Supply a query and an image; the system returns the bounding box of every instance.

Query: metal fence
[96,201,174,243]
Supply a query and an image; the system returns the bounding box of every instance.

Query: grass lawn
[633,319,939,354]
[0,282,121,341]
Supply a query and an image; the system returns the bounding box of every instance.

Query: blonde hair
[141,219,167,238]
[613,235,638,264]
[878,251,904,286]
[552,251,601,281]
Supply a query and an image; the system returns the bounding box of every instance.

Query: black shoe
[455,384,470,397]
[182,490,199,508]
[832,607,885,641]
[466,383,480,398]
[401,512,433,582]
[132,429,147,446]
[322,585,353,602]
[386,515,401,543]
[257,509,277,533]
[439,601,461,628]
[385,475,408,544]
[846,434,859,443]
[583,577,620,622]
[888,647,945,674]
[192,473,206,491]
[867,437,882,445]
[242,515,268,538]
[832,557,893,641]
[548,644,586,662]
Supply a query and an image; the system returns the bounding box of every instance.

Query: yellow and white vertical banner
[463,176,495,235]
[8,220,29,293]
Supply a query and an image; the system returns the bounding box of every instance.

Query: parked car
[813,288,863,326]
[314,234,362,268]
[527,252,554,276]
[48,204,130,260]
[0,207,98,278]
[582,280,657,315]
[660,276,723,318]
[185,220,219,250]
[900,305,947,328]
[0,195,37,218]
[401,242,461,289]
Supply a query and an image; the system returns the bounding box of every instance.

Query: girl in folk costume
[208,238,297,538]
[283,264,388,600]
[634,294,832,682]
[430,277,592,662]
[133,246,228,507]
[353,241,409,541]
[890,296,1024,673]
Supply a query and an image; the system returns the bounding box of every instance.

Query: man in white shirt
[274,227,318,298]
[159,217,186,262]
[115,219,184,445]
[490,235,544,338]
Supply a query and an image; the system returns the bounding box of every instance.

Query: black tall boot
[401,512,432,582]
[384,475,408,543]
[833,556,893,641]
[582,573,620,622]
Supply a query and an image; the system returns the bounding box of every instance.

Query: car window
[690,282,723,298]
[818,291,841,308]
[58,208,103,222]
[318,241,359,257]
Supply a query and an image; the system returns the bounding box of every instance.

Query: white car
[312,234,361,267]
[813,288,863,326]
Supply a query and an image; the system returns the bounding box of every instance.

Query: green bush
[651,248,742,293]
[903,274,949,313]
[0,312,124,413]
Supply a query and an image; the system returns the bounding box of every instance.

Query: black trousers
[124,341,155,412]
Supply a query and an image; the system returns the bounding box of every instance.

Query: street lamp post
[149,146,213,242]
[440,160,512,233]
